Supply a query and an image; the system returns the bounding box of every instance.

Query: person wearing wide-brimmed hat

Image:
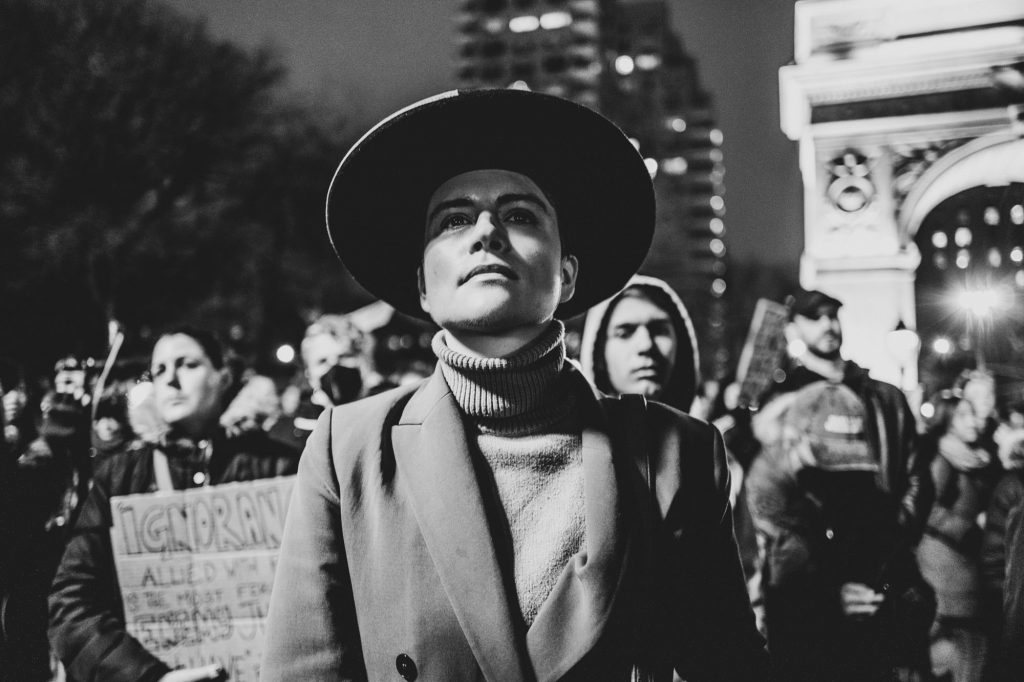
[261,89,768,682]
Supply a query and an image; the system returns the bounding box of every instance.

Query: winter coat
[48,432,297,682]
[579,275,699,413]
[260,365,768,681]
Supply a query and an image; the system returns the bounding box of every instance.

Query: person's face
[602,294,678,399]
[950,399,979,443]
[150,334,226,437]
[302,333,352,388]
[791,306,843,359]
[963,375,996,429]
[419,169,577,333]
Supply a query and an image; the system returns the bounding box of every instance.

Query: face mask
[320,364,363,405]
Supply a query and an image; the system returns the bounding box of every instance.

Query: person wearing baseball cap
[746,288,934,681]
[262,88,767,681]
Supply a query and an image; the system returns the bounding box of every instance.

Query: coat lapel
[392,369,532,682]
[525,374,633,682]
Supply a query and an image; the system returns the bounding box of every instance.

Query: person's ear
[558,254,579,304]
[417,265,431,315]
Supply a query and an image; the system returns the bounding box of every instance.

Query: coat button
[396,653,417,680]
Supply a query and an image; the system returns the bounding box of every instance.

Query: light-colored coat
[261,367,767,681]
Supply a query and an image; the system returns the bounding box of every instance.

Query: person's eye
[612,327,633,339]
[438,213,472,232]
[502,208,537,225]
[151,365,165,378]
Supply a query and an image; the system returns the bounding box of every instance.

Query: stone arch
[902,132,1024,241]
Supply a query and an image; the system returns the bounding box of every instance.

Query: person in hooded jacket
[579,275,699,413]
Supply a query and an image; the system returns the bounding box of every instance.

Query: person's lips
[460,263,518,284]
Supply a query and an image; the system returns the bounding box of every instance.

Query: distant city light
[276,344,296,364]
[931,231,948,249]
[920,402,935,420]
[669,117,687,132]
[932,337,953,355]
[709,129,724,146]
[483,17,505,33]
[709,218,725,235]
[508,15,540,32]
[661,156,688,175]
[539,11,572,30]
[614,55,635,75]
[1012,204,1024,225]
[988,248,1002,268]
[1011,246,1023,263]
[644,157,658,177]
[711,278,727,296]
[984,206,1000,226]
[1017,270,1024,288]
[709,149,724,163]
[954,287,1008,316]
[709,195,725,212]
[635,54,661,70]
[954,227,972,247]
[788,338,808,359]
[509,80,531,90]
[956,249,970,269]
[709,238,726,256]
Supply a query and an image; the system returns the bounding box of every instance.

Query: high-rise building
[454,0,730,379]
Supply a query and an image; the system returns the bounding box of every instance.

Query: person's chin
[629,380,664,399]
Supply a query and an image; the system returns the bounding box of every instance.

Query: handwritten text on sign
[110,477,294,682]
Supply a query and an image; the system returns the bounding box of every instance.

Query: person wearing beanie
[261,89,767,682]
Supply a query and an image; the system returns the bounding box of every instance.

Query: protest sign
[735,298,790,409]
[110,476,294,681]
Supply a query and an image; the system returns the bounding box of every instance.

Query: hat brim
[326,88,655,321]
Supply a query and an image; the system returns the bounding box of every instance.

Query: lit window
[711,278,727,296]
[1012,204,1024,225]
[709,129,724,146]
[931,232,947,249]
[614,55,634,75]
[509,15,540,32]
[956,249,970,269]
[954,227,972,247]
[644,157,658,178]
[661,157,687,175]
[709,218,724,235]
[539,11,571,29]
[709,195,724,212]
[709,149,723,163]
[988,248,1002,268]
[710,238,725,256]
[668,117,686,132]
[635,54,661,70]
[484,17,506,33]
[933,252,947,269]
[1011,246,1023,263]
[984,206,1000,226]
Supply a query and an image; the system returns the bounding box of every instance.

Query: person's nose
[469,211,510,254]
[166,367,182,389]
[632,326,655,353]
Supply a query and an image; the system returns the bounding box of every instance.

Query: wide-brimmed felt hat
[326,88,655,321]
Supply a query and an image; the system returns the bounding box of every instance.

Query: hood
[579,275,700,412]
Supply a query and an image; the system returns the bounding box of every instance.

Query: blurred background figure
[579,275,699,412]
[917,389,1001,682]
[48,327,297,682]
[270,313,393,453]
[2,356,97,681]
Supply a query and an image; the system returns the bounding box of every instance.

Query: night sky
[165,0,804,271]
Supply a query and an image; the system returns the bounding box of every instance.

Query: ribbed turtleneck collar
[432,321,573,436]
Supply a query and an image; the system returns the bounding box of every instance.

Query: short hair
[301,315,369,365]
[156,326,225,369]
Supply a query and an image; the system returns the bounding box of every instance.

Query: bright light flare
[509,15,540,33]
[276,344,296,364]
[954,287,1005,316]
[932,337,953,355]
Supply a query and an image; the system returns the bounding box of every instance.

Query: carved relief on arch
[891,139,972,236]
[814,147,895,258]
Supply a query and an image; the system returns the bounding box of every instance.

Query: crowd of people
[1,87,1023,681]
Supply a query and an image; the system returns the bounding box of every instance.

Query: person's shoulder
[322,379,425,442]
[90,438,154,493]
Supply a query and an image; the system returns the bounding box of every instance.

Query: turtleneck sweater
[433,322,585,626]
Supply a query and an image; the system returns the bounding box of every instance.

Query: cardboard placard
[110,476,295,681]
[735,298,790,409]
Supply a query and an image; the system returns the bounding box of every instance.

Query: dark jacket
[48,432,297,682]
[746,361,933,680]
[261,366,768,681]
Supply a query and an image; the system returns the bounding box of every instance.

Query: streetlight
[886,320,920,392]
